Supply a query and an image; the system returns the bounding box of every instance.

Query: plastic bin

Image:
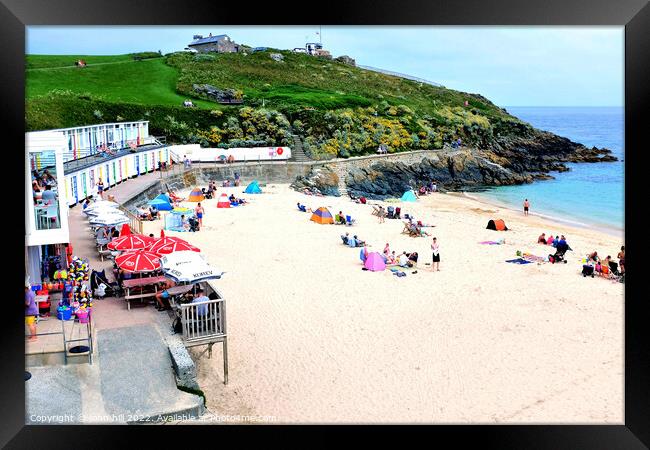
[57,307,72,321]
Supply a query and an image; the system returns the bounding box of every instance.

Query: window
[30,150,61,230]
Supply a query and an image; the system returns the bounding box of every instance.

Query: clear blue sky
[26,26,623,107]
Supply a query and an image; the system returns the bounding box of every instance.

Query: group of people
[587,246,625,276]
[381,238,440,271]
[341,232,366,247]
[537,233,572,251]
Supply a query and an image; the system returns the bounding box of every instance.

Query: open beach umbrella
[364,252,386,271]
[310,207,334,224]
[160,251,224,283]
[88,214,129,227]
[115,250,161,273]
[151,240,201,256]
[187,187,205,202]
[107,234,154,251]
[85,200,120,211]
[148,236,200,255]
[84,204,123,216]
[216,193,231,208]
[400,190,418,202]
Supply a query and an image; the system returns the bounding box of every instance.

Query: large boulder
[291,166,340,196]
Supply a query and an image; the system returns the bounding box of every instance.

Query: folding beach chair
[371,206,382,216]
[345,215,355,226]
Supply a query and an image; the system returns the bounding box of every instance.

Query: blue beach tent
[244,180,263,194]
[400,190,418,202]
[148,194,173,211]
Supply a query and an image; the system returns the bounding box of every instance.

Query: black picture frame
[4,0,647,447]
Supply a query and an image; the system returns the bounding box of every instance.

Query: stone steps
[290,135,311,162]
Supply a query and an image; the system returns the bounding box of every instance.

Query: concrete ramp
[97,324,204,422]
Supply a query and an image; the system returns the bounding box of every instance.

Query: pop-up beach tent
[364,252,386,272]
[244,180,262,194]
[486,219,508,231]
[148,194,173,211]
[400,190,418,202]
[216,193,231,208]
[310,207,334,224]
[187,187,205,202]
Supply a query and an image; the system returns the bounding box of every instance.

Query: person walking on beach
[25,284,38,341]
[431,237,440,272]
[378,206,386,223]
[195,203,205,228]
[523,198,530,216]
[97,177,105,199]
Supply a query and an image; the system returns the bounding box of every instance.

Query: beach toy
[76,309,90,324]
[57,306,72,321]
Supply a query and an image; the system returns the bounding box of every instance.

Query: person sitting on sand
[387,251,397,264]
[552,236,560,248]
[384,243,391,256]
[353,235,366,247]
[337,211,347,225]
[341,232,350,245]
[546,235,554,246]
[398,252,410,268]
[407,251,419,268]
[538,233,547,244]
[588,251,600,263]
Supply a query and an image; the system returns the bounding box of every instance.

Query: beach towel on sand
[506,258,532,265]
[479,241,501,245]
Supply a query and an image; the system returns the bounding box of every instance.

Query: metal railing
[179,298,226,343]
[117,205,144,234]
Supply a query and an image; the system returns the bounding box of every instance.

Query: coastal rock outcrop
[291,166,340,196]
[291,129,617,200]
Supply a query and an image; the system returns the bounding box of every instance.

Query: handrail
[178,298,226,343]
[117,204,144,234]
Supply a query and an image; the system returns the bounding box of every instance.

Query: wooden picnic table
[122,275,167,310]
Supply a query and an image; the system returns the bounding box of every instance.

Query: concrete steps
[290,135,311,162]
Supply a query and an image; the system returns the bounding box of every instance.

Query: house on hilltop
[188,33,240,53]
[293,42,331,58]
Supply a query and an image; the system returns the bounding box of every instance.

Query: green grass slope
[26,51,530,158]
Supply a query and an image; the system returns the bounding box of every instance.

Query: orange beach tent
[310,207,334,224]
[486,219,508,231]
[187,187,204,202]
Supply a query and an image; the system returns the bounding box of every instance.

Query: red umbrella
[115,250,161,273]
[120,223,132,236]
[107,234,154,251]
[149,238,201,255]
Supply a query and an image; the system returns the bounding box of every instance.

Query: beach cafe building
[25,121,171,285]
[25,131,71,287]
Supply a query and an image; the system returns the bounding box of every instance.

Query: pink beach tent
[364,252,386,272]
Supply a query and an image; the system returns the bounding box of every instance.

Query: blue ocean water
[475,106,624,231]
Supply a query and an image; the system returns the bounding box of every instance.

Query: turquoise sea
[474,106,624,232]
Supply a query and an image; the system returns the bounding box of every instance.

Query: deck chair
[345,215,355,226]
[401,223,411,234]
[395,207,401,219]
[371,206,381,216]
[298,204,307,212]
[387,206,395,219]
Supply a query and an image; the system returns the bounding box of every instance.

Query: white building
[25,131,70,286]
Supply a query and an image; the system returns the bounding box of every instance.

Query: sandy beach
[143,183,623,424]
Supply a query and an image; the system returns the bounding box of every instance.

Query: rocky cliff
[291,129,617,199]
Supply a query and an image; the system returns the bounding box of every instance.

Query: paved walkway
[26,169,204,423]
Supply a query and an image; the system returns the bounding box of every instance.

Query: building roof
[189,34,230,46]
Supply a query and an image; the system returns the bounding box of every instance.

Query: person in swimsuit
[195,203,205,227]
[155,279,176,311]
[431,237,440,272]
[97,178,105,199]
[523,199,530,216]
[617,246,625,274]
